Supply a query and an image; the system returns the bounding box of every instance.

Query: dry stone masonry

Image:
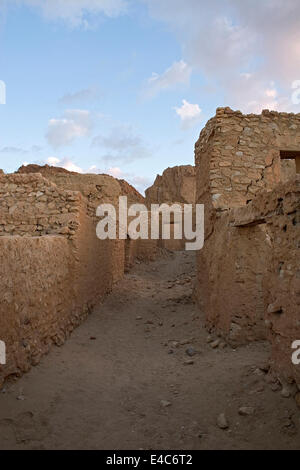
[0,166,157,387]
[195,107,300,387]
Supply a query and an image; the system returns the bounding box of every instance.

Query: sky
[0,0,300,193]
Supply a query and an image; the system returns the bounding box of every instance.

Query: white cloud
[107,167,152,193]
[143,0,300,113]
[11,0,127,27]
[174,99,202,128]
[45,156,84,173]
[46,156,61,165]
[61,159,84,173]
[46,109,93,148]
[143,60,192,99]
[107,166,123,178]
[92,125,151,164]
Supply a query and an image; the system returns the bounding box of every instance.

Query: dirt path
[0,251,299,450]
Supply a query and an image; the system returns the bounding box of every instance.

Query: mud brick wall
[196,213,271,345]
[125,238,160,272]
[0,236,78,387]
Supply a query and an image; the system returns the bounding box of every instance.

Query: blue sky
[0,0,299,192]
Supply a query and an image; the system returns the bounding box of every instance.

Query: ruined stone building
[0,166,158,386]
[0,108,299,395]
[145,165,196,251]
[145,165,196,206]
[195,107,300,385]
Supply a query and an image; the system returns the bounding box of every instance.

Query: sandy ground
[0,251,299,450]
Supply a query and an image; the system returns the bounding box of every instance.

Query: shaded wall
[195,107,300,382]
[0,173,124,386]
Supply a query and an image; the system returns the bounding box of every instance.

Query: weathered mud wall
[0,171,124,385]
[231,181,300,383]
[125,238,161,271]
[196,215,271,345]
[0,165,168,386]
[0,236,77,386]
[195,107,300,383]
[17,165,157,268]
[145,166,196,252]
[145,165,195,205]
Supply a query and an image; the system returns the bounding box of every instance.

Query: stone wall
[125,237,161,272]
[0,165,168,385]
[145,166,195,252]
[16,165,157,273]
[195,107,300,210]
[231,180,300,383]
[0,168,143,385]
[0,236,77,386]
[195,107,300,384]
[196,213,271,345]
[0,173,81,239]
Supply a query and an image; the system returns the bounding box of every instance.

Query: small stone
[249,384,265,394]
[136,316,142,320]
[183,360,194,366]
[160,400,172,408]
[186,347,196,357]
[258,362,270,373]
[211,340,220,349]
[217,413,229,430]
[264,373,277,384]
[206,335,213,343]
[271,383,281,392]
[17,395,25,401]
[90,336,96,340]
[239,406,255,416]
[281,388,291,398]
[180,339,190,345]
